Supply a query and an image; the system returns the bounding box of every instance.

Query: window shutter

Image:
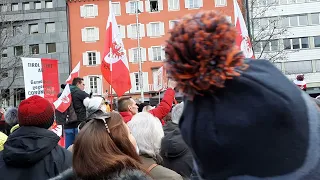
[83,76,90,93]
[148,47,153,61]
[127,25,132,38]
[160,22,165,35]
[125,2,131,14]
[143,72,149,92]
[147,23,152,37]
[81,28,87,42]
[130,73,136,92]
[138,1,144,12]
[199,0,203,7]
[94,4,98,16]
[145,0,150,12]
[120,25,126,38]
[141,48,147,61]
[80,5,85,17]
[185,0,190,8]
[95,27,99,41]
[158,0,164,10]
[161,46,165,60]
[83,52,88,65]
[168,0,172,10]
[140,24,145,37]
[96,51,101,64]
[128,49,133,62]
[97,75,102,95]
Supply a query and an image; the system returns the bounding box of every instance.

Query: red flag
[53,84,72,112]
[65,62,80,84]
[234,0,255,59]
[101,1,131,97]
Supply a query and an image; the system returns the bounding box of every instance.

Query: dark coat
[49,168,152,180]
[0,126,72,180]
[64,85,89,129]
[160,122,193,179]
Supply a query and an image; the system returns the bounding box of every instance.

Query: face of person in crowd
[77,80,85,91]
[128,98,138,115]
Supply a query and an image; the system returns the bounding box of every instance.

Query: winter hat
[18,95,54,129]
[165,11,320,179]
[294,74,307,91]
[171,102,184,124]
[4,107,18,126]
[83,97,103,116]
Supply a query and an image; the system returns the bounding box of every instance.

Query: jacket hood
[49,168,152,180]
[69,85,79,92]
[161,122,189,158]
[3,126,60,167]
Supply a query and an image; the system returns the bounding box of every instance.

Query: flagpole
[135,0,144,103]
[109,0,113,111]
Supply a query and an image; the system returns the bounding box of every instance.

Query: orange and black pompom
[165,11,245,97]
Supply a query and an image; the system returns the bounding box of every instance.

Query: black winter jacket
[0,126,72,180]
[64,85,89,129]
[160,122,194,179]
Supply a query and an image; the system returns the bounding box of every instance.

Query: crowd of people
[1,11,320,180]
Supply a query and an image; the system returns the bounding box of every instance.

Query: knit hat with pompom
[83,97,104,116]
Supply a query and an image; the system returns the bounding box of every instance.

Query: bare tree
[0,2,28,108]
[248,0,293,62]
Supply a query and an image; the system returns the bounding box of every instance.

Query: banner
[21,58,59,104]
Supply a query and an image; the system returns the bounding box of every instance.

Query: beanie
[83,97,103,116]
[18,95,54,129]
[165,11,320,179]
[4,107,18,126]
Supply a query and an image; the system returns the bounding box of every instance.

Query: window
[169,20,179,29]
[81,27,99,42]
[150,22,160,36]
[311,13,320,25]
[112,2,121,16]
[168,0,179,10]
[314,36,320,48]
[23,3,30,10]
[283,37,309,50]
[0,4,7,12]
[131,24,140,38]
[284,61,312,74]
[46,43,56,53]
[81,4,98,18]
[152,47,162,61]
[45,1,53,8]
[215,0,227,6]
[2,48,7,57]
[13,26,22,36]
[129,47,146,63]
[118,25,126,38]
[289,16,298,26]
[149,0,159,12]
[35,1,41,9]
[87,28,95,41]
[133,48,141,63]
[254,42,262,52]
[89,76,98,94]
[1,69,8,78]
[14,46,23,56]
[281,17,290,27]
[270,40,279,51]
[29,24,39,34]
[88,52,97,65]
[45,22,55,33]
[127,1,142,14]
[11,3,18,11]
[29,44,39,55]
[14,67,24,77]
[189,0,201,8]
[298,15,308,26]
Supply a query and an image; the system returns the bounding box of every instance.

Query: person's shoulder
[151,165,183,180]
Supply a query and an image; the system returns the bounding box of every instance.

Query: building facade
[251,0,320,95]
[67,0,237,102]
[0,0,70,107]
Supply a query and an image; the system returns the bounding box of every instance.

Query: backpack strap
[147,164,158,173]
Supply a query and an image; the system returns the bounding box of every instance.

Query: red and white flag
[101,1,131,97]
[65,61,80,84]
[21,57,59,104]
[234,0,255,59]
[53,84,72,112]
[155,66,164,91]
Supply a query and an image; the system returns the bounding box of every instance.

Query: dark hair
[72,77,84,86]
[117,96,132,112]
[164,11,245,97]
[60,84,66,89]
[297,75,304,81]
[73,112,143,179]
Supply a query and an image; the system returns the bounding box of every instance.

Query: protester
[64,77,90,148]
[69,111,149,179]
[164,11,320,179]
[294,74,307,91]
[142,105,155,112]
[0,131,7,151]
[4,107,19,134]
[118,79,177,124]
[128,112,183,180]
[0,95,72,179]
[160,102,194,179]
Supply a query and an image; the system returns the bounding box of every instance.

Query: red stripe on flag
[41,59,59,104]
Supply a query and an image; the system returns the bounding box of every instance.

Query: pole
[245,0,252,40]
[135,0,144,103]
[109,47,113,111]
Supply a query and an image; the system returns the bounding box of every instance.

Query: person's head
[128,112,164,158]
[72,77,85,91]
[118,96,139,115]
[18,95,54,129]
[171,102,184,124]
[73,112,142,179]
[83,97,106,115]
[4,107,18,127]
[142,105,155,112]
[296,74,304,81]
[60,84,66,90]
